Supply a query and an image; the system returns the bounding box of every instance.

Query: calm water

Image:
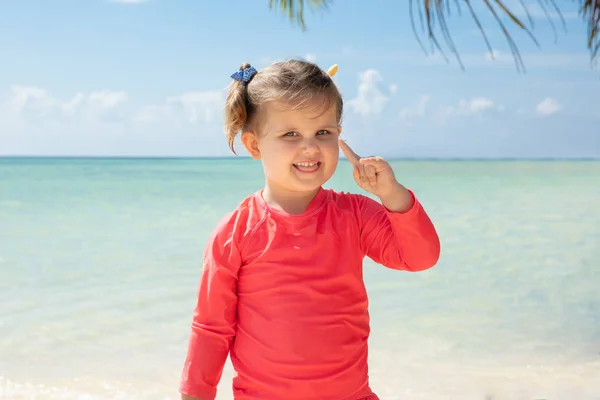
[1,158,599,400]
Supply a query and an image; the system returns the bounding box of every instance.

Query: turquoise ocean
[1,157,599,400]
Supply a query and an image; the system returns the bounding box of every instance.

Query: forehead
[263,97,338,123]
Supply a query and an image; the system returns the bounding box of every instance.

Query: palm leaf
[582,0,600,60]
[269,0,600,71]
[268,0,330,30]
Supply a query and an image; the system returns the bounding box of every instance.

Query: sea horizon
[1,155,599,161]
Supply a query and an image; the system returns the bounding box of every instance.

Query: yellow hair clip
[327,64,338,77]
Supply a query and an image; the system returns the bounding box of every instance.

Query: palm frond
[269,0,600,70]
[409,0,548,73]
[582,0,600,63]
[268,0,331,30]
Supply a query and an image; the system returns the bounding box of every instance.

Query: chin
[297,175,332,191]
[283,175,327,193]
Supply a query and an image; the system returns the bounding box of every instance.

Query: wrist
[377,182,414,213]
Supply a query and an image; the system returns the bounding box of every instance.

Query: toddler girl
[180,59,440,400]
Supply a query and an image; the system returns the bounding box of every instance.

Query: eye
[283,131,299,137]
[316,130,331,136]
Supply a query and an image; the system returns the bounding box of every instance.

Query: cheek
[260,142,295,170]
[322,140,340,158]
[268,141,299,159]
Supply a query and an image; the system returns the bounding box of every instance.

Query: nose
[300,137,320,154]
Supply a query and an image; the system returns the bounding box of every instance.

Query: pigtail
[225,63,253,154]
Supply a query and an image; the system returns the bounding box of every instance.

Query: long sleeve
[357,189,440,271]
[179,214,242,400]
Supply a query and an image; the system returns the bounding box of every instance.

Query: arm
[358,183,440,271]
[338,139,440,271]
[179,215,242,400]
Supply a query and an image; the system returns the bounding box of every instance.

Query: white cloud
[132,104,170,123]
[0,84,228,156]
[62,93,85,115]
[134,90,224,125]
[466,97,497,113]
[389,84,398,94]
[535,97,562,116]
[87,90,128,109]
[5,85,128,121]
[398,96,500,123]
[347,69,389,117]
[167,91,224,123]
[400,95,430,119]
[8,86,56,116]
[486,49,502,61]
[1,85,225,129]
[305,53,317,63]
[438,97,503,119]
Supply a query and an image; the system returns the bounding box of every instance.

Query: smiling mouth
[293,161,321,173]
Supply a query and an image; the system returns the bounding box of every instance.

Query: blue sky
[0,0,597,158]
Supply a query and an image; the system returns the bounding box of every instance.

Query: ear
[337,125,343,137]
[241,131,261,160]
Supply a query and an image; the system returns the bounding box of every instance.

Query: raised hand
[338,139,414,213]
[338,139,398,196]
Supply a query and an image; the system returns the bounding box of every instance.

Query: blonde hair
[224,59,344,154]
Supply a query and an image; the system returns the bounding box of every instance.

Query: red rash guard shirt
[180,187,440,400]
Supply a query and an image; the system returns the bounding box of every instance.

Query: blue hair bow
[231,66,257,83]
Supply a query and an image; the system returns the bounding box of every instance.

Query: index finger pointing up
[339,139,361,165]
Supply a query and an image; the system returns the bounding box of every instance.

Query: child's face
[242,98,341,197]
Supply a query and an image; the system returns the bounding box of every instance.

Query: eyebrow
[271,125,338,134]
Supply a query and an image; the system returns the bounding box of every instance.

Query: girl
[180,59,440,400]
